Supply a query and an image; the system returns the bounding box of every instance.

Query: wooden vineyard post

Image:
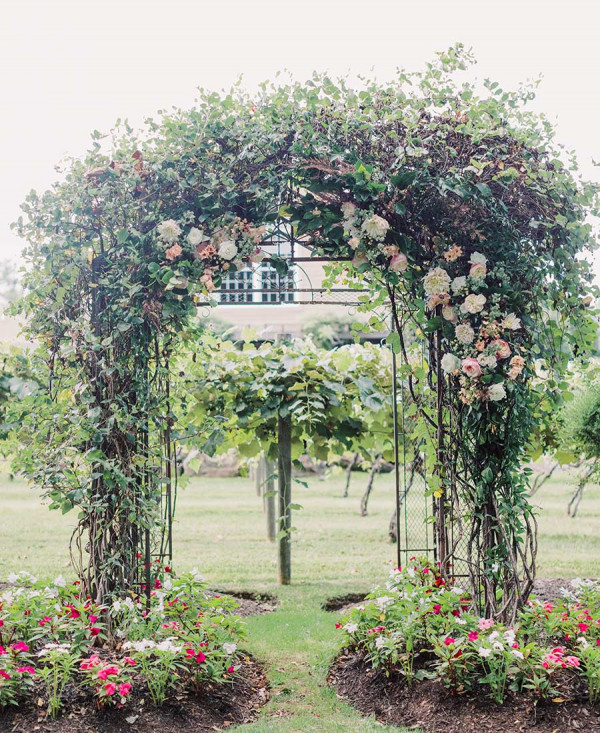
[265,457,276,542]
[277,414,292,584]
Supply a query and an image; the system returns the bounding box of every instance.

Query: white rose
[455,323,475,345]
[469,252,487,265]
[451,276,467,294]
[157,219,181,243]
[477,354,497,369]
[441,353,461,374]
[423,267,451,296]
[488,382,506,401]
[187,227,204,246]
[348,236,360,250]
[502,313,521,330]
[218,240,238,260]
[461,293,486,314]
[361,215,390,241]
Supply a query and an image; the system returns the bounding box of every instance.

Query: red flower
[80,654,101,670]
[164,566,171,573]
[0,670,10,680]
[118,682,132,696]
[468,631,478,641]
[154,579,162,589]
[227,665,234,673]
[11,642,29,653]
[0,647,6,656]
[335,623,341,629]
[90,627,101,637]
[89,615,98,624]
[104,682,117,696]
[97,665,119,680]
[123,657,136,666]
[434,578,445,587]
[433,605,442,614]
[39,616,52,627]
[195,651,206,664]
[578,623,589,633]
[444,637,455,646]
[17,666,35,674]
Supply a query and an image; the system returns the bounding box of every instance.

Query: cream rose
[441,353,461,374]
[187,227,204,246]
[469,251,487,265]
[361,214,390,240]
[218,240,238,261]
[451,276,467,294]
[490,339,511,359]
[488,382,507,401]
[469,262,487,279]
[461,293,486,314]
[501,313,521,330]
[455,323,475,344]
[423,267,451,296]
[477,353,497,369]
[157,219,181,243]
[442,306,458,323]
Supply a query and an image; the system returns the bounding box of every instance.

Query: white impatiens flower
[53,575,67,588]
[361,214,390,241]
[423,267,451,296]
[191,568,205,583]
[469,252,487,265]
[218,240,239,260]
[502,313,521,330]
[478,647,492,658]
[455,323,475,345]
[157,219,181,243]
[451,276,467,294]
[461,293,486,314]
[512,650,524,660]
[375,595,393,611]
[343,622,359,634]
[187,227,204,246]
[223,642,237,655]
[375,635,386,650]
[441,353,461,374]
[7,573,19,583]
[488,382,507,401]
[477,354,497,370]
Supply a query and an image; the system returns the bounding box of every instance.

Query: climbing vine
[13,45,598,616]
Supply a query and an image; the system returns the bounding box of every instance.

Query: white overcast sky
[2,1,599,277]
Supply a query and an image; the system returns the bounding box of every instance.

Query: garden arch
[16,51,598,622]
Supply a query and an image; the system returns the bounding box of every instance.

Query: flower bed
[330,559,600,731]
[0,569,268,730]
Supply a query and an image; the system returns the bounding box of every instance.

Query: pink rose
[469,262,487,279]
[389,253,408,272]
[490,339,511,359]
[461,358,482,378]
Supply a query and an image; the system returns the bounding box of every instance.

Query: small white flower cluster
[123,637,182,654]
[37,642,72,658]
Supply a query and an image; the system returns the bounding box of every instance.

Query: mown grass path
[238,585,409,732]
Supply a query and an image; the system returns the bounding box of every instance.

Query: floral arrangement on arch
[155,216,267,293]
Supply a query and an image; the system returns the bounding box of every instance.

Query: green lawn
[0,468,598,731]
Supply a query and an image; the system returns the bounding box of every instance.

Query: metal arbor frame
[147,232,442,596]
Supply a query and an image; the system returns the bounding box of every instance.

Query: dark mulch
[212,590,278,617]
[0,658,268,733]
[322,592,367,613]
[329,649,600,732]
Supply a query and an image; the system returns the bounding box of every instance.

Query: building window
[217,264,296,304]
[219,268,254,303]
[260,264,295,304]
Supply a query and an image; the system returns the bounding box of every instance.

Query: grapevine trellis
[15,49,598,623]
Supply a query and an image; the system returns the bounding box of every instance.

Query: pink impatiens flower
[118,682,132,696]
[11,642,29,653]
[16,666,35,674]
[104,682,117,696]
[444,637,455,646]
[468,631,479,641]
[478,618,494,631]
[97,665,119,680]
